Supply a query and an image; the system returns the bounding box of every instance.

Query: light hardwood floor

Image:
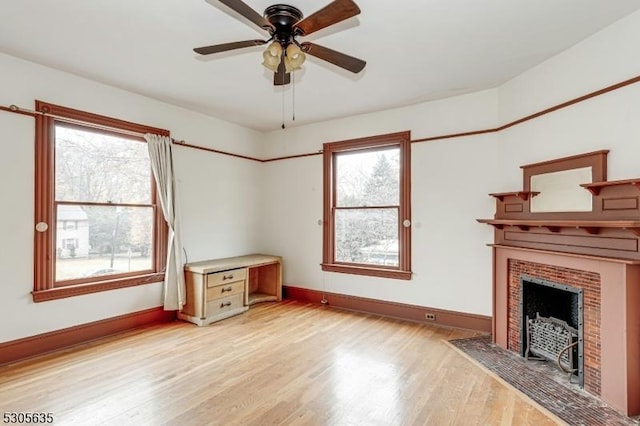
[0,301,561,425]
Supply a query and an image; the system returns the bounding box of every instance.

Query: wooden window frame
[33,100,169,302]
[321,131,412,280]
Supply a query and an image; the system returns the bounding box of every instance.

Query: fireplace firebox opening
[520,276,584,387]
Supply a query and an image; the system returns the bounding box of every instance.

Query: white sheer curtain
[145,134,185,310]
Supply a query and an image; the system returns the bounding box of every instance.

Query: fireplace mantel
[478,218,640,235]
[478,151,640,260]
[489,244,640,264]
[480,151,640,415]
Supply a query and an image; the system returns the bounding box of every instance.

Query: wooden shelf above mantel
[488,191,540,202]
[580,178,640,196]
[476,219,640,236]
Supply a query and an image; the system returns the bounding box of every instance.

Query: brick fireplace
[493,245,640,415]
[509,260,598,394]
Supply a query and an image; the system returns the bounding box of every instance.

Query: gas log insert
[520,277,584,386]
[526,314,578,380]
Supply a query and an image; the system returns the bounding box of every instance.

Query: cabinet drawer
[207,280,244,301]
[207,268,246,287]
[206,293,244,317]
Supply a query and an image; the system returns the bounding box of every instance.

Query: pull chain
[292,70,296,122]
[281,70,285,129]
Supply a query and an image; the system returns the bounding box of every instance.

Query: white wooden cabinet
[178,254,282,326]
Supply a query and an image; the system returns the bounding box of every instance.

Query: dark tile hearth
[449,335,639,426]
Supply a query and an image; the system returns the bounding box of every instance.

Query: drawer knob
[220,301,232,308]
[223,274,234,280]
[221,286,233,293]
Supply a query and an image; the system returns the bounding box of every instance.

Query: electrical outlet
[425,313,436,321]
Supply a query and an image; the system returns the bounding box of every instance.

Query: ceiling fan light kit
[262,41,283,72]
[284,43,305,73]
[194,0,366,86]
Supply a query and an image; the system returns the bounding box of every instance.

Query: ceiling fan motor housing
[264,4,303,44]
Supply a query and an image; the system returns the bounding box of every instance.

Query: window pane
[55,204,154,281]
[335,208,398,266]
[336,147,399,207]
[55,125,151,204]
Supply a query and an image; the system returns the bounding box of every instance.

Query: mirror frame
[521,150,609,214]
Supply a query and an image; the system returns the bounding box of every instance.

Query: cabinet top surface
[184,254,282,274]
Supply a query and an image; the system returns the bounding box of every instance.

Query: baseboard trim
[283,285,491,333]
[0,307,176,366]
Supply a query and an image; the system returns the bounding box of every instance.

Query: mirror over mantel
[530,167,593,212]
[476,149,640,261]
[522,150,608,216]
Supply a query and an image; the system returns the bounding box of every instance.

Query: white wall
[0,53,263,342]
[259,91,501,315]
[257,9,640,317]
[497,9,640,189]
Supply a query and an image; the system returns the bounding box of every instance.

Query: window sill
[321,263,412,280]
[32,272,165,302]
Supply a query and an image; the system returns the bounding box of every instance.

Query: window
[322,131,412,280]
[33,101,169,302]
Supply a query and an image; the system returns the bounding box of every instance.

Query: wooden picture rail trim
[0,104,37,118]
[173,140,263,163]
[0,307,176,366]
[2,74,640,163]
[283,285,492,333]
[262,151,323,162]
[495,76,640,131]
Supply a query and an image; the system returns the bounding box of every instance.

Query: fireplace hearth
[450,335,639,425]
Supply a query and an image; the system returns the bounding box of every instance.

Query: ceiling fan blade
[300,42,366,73]
[293,0,360,36]
[218,0,275,31]
[274,56,291,86]
[194,39,266,55]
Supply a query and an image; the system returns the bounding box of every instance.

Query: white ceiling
[1,1,639,132]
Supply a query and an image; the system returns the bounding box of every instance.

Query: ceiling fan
[194,0,366,86]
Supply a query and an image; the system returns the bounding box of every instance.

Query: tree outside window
[33,101,169,302]
[322,131,412,280]
[53,126,154,281]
